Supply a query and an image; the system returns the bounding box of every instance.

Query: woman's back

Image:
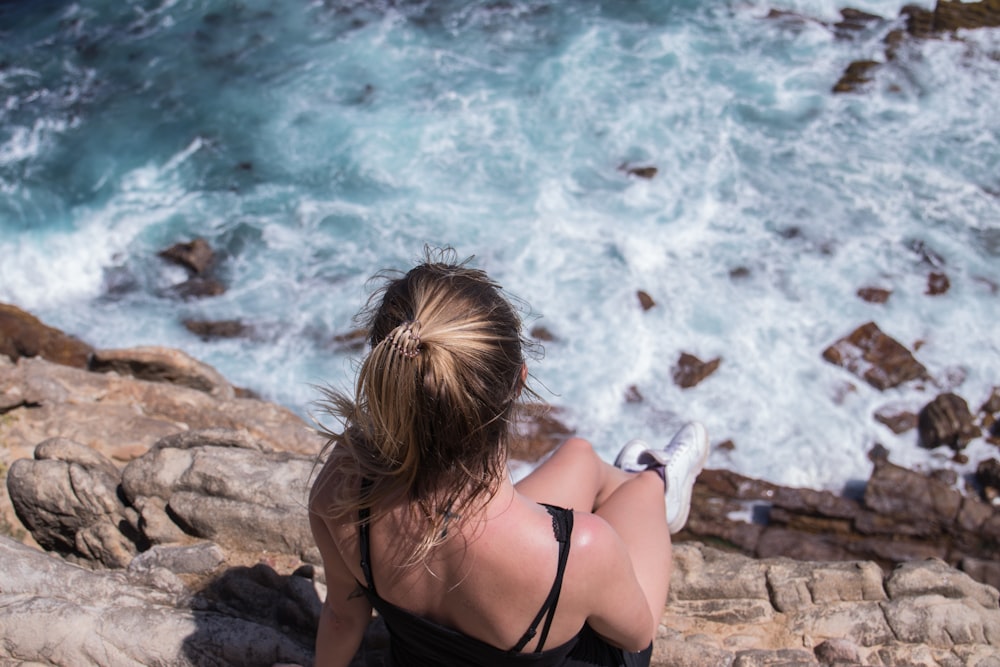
[321,478,595,653]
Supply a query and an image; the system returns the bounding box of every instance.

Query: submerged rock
[158,238,215,276]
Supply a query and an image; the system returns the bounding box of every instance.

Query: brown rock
[926,271,950,295]
[529,325,557,342]
[511,403,571,462]
[624,385,643,404]
[961,556,1000,591]
[918,392,981,450]
[89,346,235,400]
[977,459,1000,502]
[873,406,917,433]
[620,163,658,179]
[0,304,94,369]
[980,387,1000,415]
[857,286,891,303]
[933,0,1000,31]
[729,266,751,281]
[833,8,885,37]
[637,290,656,311]
[821,321,927,390]
[331,328,368,353]
[755,527,856,562]
[158,238,214,276]
[832,59,880,93]
[172,277,226,300]
[183,319,252,341]
[863,458,962,530]
[673,353,721,389]
[814,638,861,664]
[901,4,936,37]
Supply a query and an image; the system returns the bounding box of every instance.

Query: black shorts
[564,624,652,667]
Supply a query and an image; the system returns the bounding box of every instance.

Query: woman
[308,250,709,667]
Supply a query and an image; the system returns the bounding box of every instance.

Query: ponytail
[310,249,531,563]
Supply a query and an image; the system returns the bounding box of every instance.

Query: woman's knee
[558,436,597,459]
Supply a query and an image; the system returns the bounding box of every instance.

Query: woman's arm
[309,512,373,667]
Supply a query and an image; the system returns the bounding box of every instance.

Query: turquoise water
[1,0,998,491]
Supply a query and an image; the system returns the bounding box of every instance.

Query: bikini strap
[511,504,574,653]
[358,479,376,594]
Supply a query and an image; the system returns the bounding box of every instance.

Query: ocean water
[1,0,998,493]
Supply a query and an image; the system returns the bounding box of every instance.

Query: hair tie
[388,320,422,359]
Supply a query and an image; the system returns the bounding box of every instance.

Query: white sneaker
[613,423,709,533]
[614,438,650,473]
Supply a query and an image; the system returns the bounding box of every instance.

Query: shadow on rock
[182,562,320,667]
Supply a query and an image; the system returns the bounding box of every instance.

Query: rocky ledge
[0,302,998,665]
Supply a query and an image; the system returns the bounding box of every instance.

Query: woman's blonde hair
[310,248,530,562]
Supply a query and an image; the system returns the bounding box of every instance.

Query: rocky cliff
[1,302,999,665]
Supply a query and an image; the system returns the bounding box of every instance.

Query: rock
[729,266,752,281]
[11,536,995,667]
[683,460,1000,591]
[120,429,318,561]
[529,325,557,342]
[857,286,892,303]
[832,59,880,93]
[981,388,1000,415]
[874,405,918,433]
[625,384,643,404]
[158,238,215,276]
[331,327,369,353]
[182,318,253,341]
[813,637,862,664]
[0,354,322,464]
[511,403,572,462]
[933,0,1000,31]
[654,543,1000,667]
[0,536,315,666]
[637,290,656,311]
[886,558,999,609]
[7,438,139,568]
[171,276,227,299]
[918,392,981,450]
[902,4,936,37]
[927,271,951,295]
[822,321,927,390]
[978,459,1000,501]
[0,354,324,547]
[673,353,721,389]
[0,302,94,368]
[89,345,236,399]
[833,8,886,38]
[863,458,962,534]
[627,165,658,179]
[128,541,226,577]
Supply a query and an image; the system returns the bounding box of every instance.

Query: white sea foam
[2,0,997,494]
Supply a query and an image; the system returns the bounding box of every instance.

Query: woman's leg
[515,438,672,626]
[594,471,672,627]
[514,437,633,512]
